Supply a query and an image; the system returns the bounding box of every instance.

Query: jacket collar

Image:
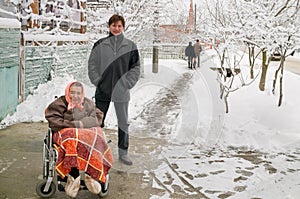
[103,32,129,46]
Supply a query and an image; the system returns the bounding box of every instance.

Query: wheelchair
[36,128,110,198]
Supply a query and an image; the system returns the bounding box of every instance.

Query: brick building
[159,0,195,43]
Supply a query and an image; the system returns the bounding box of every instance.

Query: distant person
[185,42,196,69]
[194,39,202,68]
[88,14,140,166]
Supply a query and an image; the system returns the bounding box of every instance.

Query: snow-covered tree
[231,0,300,98]
[200,0,300,110]
[11,0,87,34]
[107,0,174,46]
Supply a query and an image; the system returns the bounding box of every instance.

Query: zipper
[114,36,117,55]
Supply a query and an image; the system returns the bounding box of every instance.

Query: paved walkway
[0,53,299,199]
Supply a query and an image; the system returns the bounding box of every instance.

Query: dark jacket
[88,33,140,102]
[185,43,196,57]
[45,96,103,132]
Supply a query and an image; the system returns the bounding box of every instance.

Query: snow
[0,0,299,197]
[0,17,20,28]
[23,32,89,41]
[1,49,300,198]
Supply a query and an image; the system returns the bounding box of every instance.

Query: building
[159,0,195,43]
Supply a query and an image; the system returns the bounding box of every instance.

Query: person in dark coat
[185,42,196,69]
[88,14,140,166]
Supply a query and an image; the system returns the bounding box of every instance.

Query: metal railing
[141,44,186,60]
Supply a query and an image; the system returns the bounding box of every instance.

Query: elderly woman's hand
[78,121,84,128]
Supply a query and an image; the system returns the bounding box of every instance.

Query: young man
[88,14,140,165]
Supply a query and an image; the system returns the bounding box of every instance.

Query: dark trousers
[188,56,194,68]
[96,100,129,150]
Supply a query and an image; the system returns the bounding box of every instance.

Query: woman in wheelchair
[45,81,113,198]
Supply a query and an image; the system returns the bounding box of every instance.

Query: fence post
[152,45,159,73]
[140,50,144,78]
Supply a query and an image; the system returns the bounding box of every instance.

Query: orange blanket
[53,127,113,183]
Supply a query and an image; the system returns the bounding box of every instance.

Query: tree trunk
[219,49,226,98]
[277,36,291,106]
[274,56,285,106]
[278,65,284,106]
[224,92,229,113]
[272,61,281,95]
[259,50,268,91]
[220,49,226,70]
[249,46,255,79]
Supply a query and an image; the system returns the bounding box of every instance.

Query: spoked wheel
[36,179,56,198]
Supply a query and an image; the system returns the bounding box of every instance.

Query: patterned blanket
[53,127,113,183]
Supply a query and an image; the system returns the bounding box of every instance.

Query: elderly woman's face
[69,85,82,104]
[109,20,124,35]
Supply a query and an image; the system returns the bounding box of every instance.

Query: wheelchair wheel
[36,179,56,198]
[98,184,109,198]
[98,174,109,198]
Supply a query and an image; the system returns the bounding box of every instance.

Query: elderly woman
[45,81,103,131]
[45,81,113,198]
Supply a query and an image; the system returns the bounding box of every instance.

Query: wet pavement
[1,122,299,199]
[1,55,300,198]
[0,122,165,199]
[0,69,202,199]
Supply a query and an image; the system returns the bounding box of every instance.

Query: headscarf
[65,81,85,110]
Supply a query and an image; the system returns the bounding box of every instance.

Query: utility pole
[152,0,159,73]
[80,1,86,34]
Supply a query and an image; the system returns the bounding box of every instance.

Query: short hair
[108,14,125,28]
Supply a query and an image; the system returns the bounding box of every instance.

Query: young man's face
[109,20,124,36]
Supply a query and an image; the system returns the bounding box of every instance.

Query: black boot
[119,148,133,166]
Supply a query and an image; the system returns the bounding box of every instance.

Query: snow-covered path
[1,51,299,198]
[119,55,300,198]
